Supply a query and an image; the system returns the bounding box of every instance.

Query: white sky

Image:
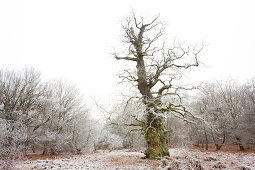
[0,0,255,112]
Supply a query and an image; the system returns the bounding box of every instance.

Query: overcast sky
[0,0,255,112]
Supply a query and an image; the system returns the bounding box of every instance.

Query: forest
[1,8,255,170]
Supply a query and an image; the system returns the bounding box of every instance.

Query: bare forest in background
[1,12,255,169]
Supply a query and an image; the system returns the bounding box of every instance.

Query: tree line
[0,68,92,168]
[188,79,255,150]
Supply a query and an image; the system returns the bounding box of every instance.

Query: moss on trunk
[144,124,169,159]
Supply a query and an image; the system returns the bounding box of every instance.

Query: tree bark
[236,137,245,151]
[135,57,169,158]
[203,125,208,150]
[143,107,169,159]
[145,126,169,159]
[211,127,225,151]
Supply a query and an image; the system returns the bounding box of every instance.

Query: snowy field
[15,147,255,170]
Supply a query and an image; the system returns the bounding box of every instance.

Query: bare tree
[239,78,255,148]
[0,68,91,157]
[192,80,255,151]
[0,68,44,168]
[40,80,89,155]
[114,12,203,159]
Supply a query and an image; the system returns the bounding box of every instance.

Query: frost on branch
[0,68,92,160]
[0,118,27,169]
[114,12,203,159]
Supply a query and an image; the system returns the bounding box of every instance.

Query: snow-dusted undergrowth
[17,148,255,170]
[19,150,152,170]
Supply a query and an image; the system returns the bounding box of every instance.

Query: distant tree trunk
[93,141,97,152]
[236,137,245,151]
[211,127,225,150]
[239,144,245,151]
[203,125,208,150]
[50,147,55,155]
[42,142,48,155]
[32,145,36,153]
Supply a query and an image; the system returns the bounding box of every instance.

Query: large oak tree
[114,13,203,159]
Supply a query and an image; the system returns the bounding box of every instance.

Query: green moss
[144,128,170,159]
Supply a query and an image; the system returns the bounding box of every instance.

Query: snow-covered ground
[16,147,255,169]
[166,147,255,169]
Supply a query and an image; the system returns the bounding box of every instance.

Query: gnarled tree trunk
[115,12,202,159]
[136,49,169,159]
[144,115,169,159]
